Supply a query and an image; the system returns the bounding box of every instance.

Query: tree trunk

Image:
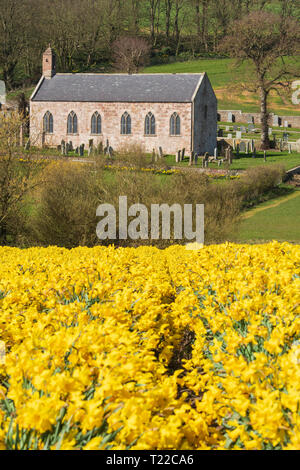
[260,86,270,149]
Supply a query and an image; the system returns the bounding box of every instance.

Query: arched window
[91,112,102,135]
[121,112,131,135]
[43,111,53,134]
[170,112,180,136]
[145,112,156,135]
[67,111,78,134]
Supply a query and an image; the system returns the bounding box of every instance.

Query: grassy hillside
[143,57,300,115]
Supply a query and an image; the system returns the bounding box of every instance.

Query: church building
[30,47,217,156]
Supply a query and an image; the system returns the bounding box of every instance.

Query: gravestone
[214,147,218,158]
[268,128,273,135]
[284,121,288,128]
[181,148,185,160]
[194,154,198,165]
[65,143,69,155]
[68,141,73,151]
[189,152,194,166]
[232,139,236,150]
[248,124,255,132]
[283,133,289,142]
[246,141,250,154]
[236,144,240,156]
[247,115,254,124]
[98,141,103,154]
[228,112,234,123]
[233,125,238,131]
[289,144,292,154]
[0,81,6,106]
[75,147,79,155]
[176,150,181,163]
[159,147,164,158]
[61,141,65,155]
[239,141,246,153]
[226,126,230,131]
[79,144,84,157]
[228,133,233,139]
[273,115,279,127]
[240,126,247,133]
[218,129,223,137]
[250,139,255,152]
[236,131,242,139]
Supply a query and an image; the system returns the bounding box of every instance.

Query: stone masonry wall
[30,101,193,155]
[194,74,217,155]
[218,109,300,128]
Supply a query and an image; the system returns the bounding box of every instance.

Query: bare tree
[112,36,151,73]
[221,11,300,149]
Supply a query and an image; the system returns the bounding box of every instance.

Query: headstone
[233,125,238,131]
[79,144,84,157]
[218,160,221,167]
[88,146,93,157]
[189,152,195,166]
[228,133,233,139]
[68,141,73,151]
[65,143,69,155]
[176,150,181,163]
[218,129,223,137]
[236,144,240,156]
[252,147,256,158]
[214,147,218,158]
[283,133,289,142]
[289,144,292,154]
[194,154,198,165]
[75,147,79,155]
[236,131,242,139]
[0,81,6,106]
[159,146,163,158]
[232,139,236,150]
[181,148,185,160]
[228,112,234,123]
[284,121,288,128]
[247,115,254,124]
[61,141,65,155]
[268,128,273,135]
[239,141,246,153]
[251,139,255,152]
[98,141,103,154]
[226,126,230,131]
[248,124,255,132]
[273,115,279,127]
[241,126,247,133]
[246,141,250,154]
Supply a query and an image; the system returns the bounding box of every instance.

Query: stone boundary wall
[218,110,300,128]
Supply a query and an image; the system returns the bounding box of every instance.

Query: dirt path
[243,190,300,220]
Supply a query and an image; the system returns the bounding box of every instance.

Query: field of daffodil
[0,242,299,450]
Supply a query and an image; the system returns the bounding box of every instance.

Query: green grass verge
[237,190,300,243]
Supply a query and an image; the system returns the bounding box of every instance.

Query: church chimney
[42,46,56,79]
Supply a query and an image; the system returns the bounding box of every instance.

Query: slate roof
[31,73,204,103]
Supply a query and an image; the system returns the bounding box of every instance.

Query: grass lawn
[237,190,300,243]
[165,151,300,171]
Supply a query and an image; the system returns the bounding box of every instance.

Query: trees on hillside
[221,11,300,149]
[0,0,299,90]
